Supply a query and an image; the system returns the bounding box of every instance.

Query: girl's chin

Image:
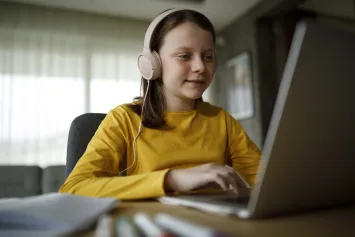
[182,92,204,100]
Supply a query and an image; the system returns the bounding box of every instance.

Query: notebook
[0,193,118,236]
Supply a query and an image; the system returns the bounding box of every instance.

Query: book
[0,193,118,236]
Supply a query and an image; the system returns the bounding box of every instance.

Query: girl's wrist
[163,170,178,193]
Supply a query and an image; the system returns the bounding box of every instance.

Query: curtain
[0,3,145,167]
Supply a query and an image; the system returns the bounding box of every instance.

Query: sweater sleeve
[59,108,170,200]
[225,111,262,187]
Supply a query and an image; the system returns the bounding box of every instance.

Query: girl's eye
[204,55,214,61]
[178,54,190,60]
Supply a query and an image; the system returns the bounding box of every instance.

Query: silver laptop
[158,21,355,219]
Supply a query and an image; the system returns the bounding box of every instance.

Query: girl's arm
[59,109,170,200]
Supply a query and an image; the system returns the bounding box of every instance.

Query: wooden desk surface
[80,201,355,237]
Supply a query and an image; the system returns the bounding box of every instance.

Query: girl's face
[158,22,216,105]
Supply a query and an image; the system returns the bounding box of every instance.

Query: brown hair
[128,9,216,129]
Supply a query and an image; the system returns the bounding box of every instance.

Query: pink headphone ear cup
[137,50,161,80]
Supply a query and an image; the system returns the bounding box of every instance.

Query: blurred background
[0,0,354,168]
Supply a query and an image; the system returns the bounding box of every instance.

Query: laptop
[158,21,355,219]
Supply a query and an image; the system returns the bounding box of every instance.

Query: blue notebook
[0,193,118,236]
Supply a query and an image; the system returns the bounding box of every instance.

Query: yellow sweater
[59,101,261,200]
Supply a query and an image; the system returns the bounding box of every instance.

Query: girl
[59,9,261,200]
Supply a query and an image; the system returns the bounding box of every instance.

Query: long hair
[128,9,216,129]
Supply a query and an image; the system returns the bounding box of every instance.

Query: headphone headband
[143,9,181,50]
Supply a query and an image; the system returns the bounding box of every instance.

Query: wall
[213,15,263,147]
[214,0,307,148]
[214,0,355,149]
[0,2,149,41]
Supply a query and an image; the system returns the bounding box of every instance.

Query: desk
[80,202,355,237]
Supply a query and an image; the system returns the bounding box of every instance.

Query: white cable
[117,80,151,176]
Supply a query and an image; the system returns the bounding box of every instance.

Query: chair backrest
[0,165,42,198]
[42,165,66,193]
[66,113,106,178]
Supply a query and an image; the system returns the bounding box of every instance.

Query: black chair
[65,113,106,178]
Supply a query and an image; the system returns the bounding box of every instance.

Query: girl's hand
[164,163,250,195]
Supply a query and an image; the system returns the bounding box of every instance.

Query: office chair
[65,113,106,178]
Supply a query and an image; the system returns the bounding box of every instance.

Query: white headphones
[137,8,183,80]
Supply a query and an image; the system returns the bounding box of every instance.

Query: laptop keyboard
[180,193,250,204]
